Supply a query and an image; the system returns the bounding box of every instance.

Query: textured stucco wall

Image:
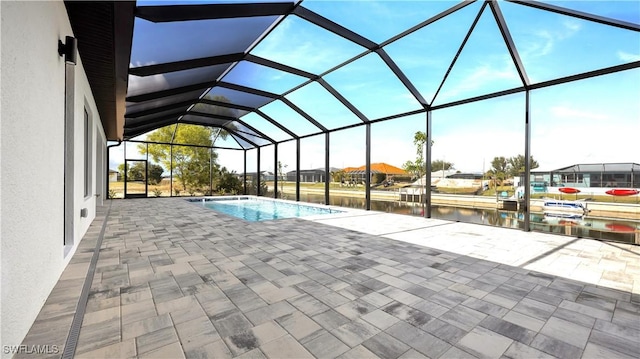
[1,1,102,354]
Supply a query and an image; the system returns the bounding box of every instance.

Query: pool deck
[18,197,640,358]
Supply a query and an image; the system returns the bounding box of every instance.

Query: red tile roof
[343,162,407,175]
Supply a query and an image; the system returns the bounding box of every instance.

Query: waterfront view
[107,0,639,248]
[292,193,640,245]
[108,176,640,244]
[7,2,640,358]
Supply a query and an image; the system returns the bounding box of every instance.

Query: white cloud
[561,19,582,36]
[252,17,361,75]
[130,60,157,68]
[532,30,554,57]
[617,51,640,62]
[127,73,169,96]
[437,58,520,102]
[525,20,581,59]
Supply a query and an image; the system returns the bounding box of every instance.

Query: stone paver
[17,198,640,358]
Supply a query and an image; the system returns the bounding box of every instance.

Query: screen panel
[324,53,423,120]
[251,15,366,74]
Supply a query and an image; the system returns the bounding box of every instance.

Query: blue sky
[116,0,640,176]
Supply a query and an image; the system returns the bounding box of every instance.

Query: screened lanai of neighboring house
[531,163,640,188]
[109,0,640,239]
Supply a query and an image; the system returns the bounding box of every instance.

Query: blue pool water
[195,197,341,221]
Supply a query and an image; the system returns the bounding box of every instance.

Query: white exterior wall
[1,1,104,354]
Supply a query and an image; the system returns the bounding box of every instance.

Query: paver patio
[19,198,640,358]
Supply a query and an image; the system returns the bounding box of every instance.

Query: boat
[558,187,580,194]
[543,200,589,214]
[543,212,584,220]
[605,223,637,232]
[544,213,581,224]
[605,188,639,196]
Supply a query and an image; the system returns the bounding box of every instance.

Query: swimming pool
[193,196,342,221]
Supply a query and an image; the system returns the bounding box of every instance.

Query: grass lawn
[109,180,639,204]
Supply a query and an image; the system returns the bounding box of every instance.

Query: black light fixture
[58,36,77,65]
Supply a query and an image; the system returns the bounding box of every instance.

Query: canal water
[290,193,640,245]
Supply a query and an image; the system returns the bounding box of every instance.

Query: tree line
[118,127,243,195]
[121,124,539,194]
[118,162,163,184]
[401,131,538,185]
[486,155,539,184]
[139,124,243,195]
[117,95,250,195]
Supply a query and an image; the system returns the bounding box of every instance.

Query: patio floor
[19,197,640,358]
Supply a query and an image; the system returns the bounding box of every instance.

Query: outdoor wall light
[58,36,77,65]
